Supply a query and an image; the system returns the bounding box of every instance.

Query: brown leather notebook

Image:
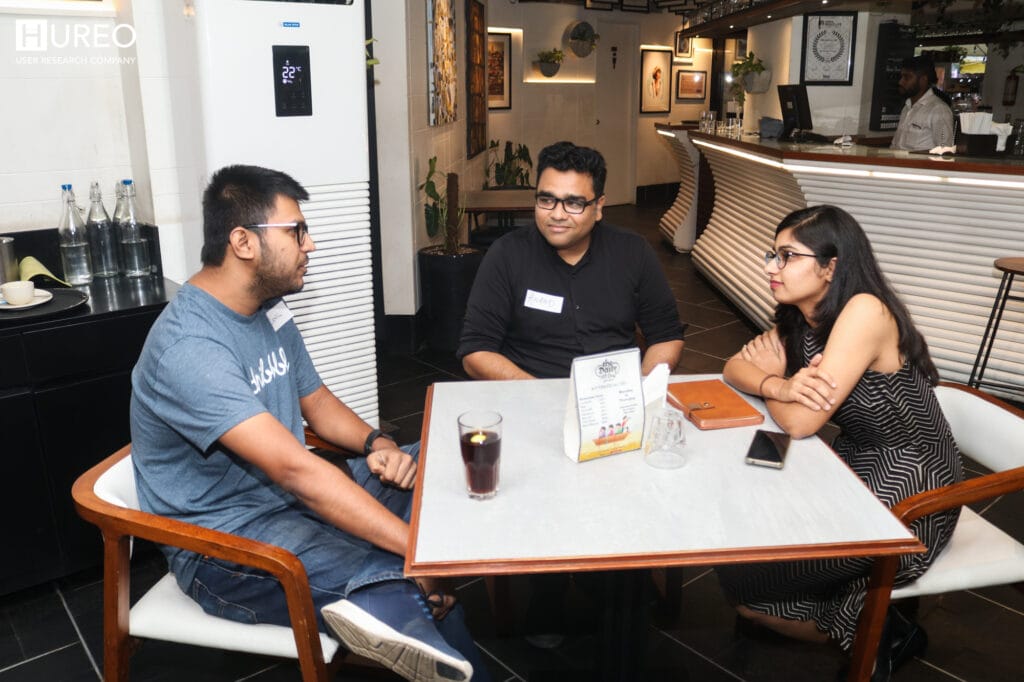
[667,379,764,430]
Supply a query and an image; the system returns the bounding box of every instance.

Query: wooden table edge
[405,538,925,578]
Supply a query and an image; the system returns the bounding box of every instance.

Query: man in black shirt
[458,141,684,379]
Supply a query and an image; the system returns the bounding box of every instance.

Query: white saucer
[0,288,54,310]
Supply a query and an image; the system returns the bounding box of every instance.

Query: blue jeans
[186,444,491,679]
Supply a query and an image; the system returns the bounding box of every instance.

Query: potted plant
[730,52,770,106]
[417,157,485,352]
[567,21,599,58]
[535,48,564,78]
[484,140,533,189]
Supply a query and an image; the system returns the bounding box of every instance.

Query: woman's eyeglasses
[243,221,309,246]
[764,249,816,269]
[535,193,599,215]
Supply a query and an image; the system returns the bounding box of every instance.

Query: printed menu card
[563,348,644,462]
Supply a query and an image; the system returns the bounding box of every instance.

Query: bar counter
[685,131,1024,397]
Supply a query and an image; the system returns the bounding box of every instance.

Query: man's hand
[367,446,417,489]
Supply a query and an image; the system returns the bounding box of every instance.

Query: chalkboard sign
[869,22,915,131]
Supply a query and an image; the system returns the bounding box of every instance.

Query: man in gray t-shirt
[130,165,486,682]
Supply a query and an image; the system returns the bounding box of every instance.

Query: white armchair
[848,383,1024,680]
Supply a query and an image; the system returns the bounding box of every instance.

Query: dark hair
[901,55,953,107]
[200,165,309,266]
[536,141,607,198]
[772,205,938,384]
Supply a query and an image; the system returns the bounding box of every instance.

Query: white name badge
[265,300,294,331]
[523,289,564,314]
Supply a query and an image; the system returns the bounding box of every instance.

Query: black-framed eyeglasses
[764,249,817,269]
[535,193,599,215]
[242,221,309,246]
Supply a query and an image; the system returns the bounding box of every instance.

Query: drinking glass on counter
[458,410,502,500]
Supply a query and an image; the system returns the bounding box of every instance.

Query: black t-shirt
[457,222,685,378]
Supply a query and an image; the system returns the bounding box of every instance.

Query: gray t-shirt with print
[130,283,321,587]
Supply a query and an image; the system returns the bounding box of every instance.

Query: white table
[405,375,924,680]
[407,376,921,575]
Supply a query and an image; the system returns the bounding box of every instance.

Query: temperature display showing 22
[272,45,312,117]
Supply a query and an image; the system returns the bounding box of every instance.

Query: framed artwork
[620,0,650,12]
[585,0,615,9]
[734,37,747,62]
[801,12,857,86]
[640,48,672,113]
[674,32,692,60]
[487,32,511,110]
[675,69,706,101]
[427,0,457,126]
[466,0,486,158]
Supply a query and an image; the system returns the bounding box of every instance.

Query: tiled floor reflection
[2,202,1020,681]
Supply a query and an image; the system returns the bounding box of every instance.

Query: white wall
[0,10,135,234]
[981,35,1024,123]
[487,3,689,190]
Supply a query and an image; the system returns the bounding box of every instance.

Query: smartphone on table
[744,429,791,469]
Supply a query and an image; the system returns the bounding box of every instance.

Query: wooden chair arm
[72,447,305,580]
[303,426,361,459]
[893,465,1024,526]
[72,445,331,682]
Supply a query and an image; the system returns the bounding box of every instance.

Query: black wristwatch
[363,428,395,456]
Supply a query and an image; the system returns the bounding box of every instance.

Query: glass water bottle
[86,181,119,277]
[118,179,152,277]
[58,184,93,285]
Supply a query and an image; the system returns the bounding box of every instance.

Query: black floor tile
[0,583,77,668]
[0,642,98,682]
[683,320,759,361]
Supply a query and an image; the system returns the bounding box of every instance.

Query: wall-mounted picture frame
[734,37,747,62]
[620,0,650,12]
[800,12,857,86]
[487,32,512,110]
[585,0,615,9]
[675,69,706,101]
[466,0,486,158]
[640,48,672,113]
[674,32,692,60]
[427,0,457,127]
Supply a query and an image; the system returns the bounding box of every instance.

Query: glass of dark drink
[457,410,502,500]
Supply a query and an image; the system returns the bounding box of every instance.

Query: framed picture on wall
[487,32,512,110]
[465,0,486,158]
[734,37,747,62]
[427,0,457,127]
[640,48,672,113]
[801,12,857,86]
[620,0,650,12]
[674,32,692,60]
[675,69,706,101]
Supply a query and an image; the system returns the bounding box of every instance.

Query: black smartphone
[744,429,791,469]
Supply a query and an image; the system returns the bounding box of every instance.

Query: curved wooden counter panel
[688,132,1024,398]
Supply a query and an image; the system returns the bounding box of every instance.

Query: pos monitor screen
[778,84,813,140]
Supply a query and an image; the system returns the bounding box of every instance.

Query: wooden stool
[968,257,1024,395]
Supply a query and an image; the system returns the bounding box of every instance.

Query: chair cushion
[893,507,1024,599]
[94,453,140,510]
[131,573,340,661]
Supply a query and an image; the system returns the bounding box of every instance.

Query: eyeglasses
[535,193,599,215]
[764,249,817,269]
[242,221,309,246]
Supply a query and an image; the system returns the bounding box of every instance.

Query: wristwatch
[363,428,395,456]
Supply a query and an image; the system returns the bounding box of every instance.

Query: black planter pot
[418,246,485,352]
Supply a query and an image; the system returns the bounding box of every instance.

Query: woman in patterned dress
[719,205,963,678]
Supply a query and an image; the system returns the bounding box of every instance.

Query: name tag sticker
[524,289,564,314]
[266,300,294,331]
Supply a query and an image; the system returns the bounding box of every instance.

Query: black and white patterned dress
[716,331,963,651]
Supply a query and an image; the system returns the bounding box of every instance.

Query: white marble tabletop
[405,375,923,577]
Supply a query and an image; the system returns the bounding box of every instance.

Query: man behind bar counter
[891,55,955,152]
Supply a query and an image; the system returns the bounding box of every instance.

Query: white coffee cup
[1,280,35,305]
